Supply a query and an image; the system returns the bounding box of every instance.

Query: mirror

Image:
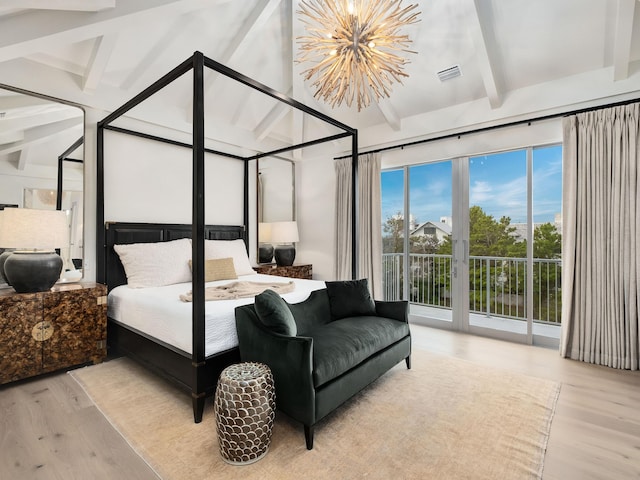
[0,86,84,287]
[257,157,295,264]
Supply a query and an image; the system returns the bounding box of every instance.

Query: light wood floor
[1,324,639,479]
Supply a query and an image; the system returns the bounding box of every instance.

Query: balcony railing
[382,253,562,324]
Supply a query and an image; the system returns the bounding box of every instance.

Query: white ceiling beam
[613,0,636,81]
[184,0,280,122]
[120,11,202,91]
[468,0,502,109]
[203,0,281,95]
[83,34,118,92]
[0,106,81,134]
[0,0,115,12]
[0,117,81,155]
[376,99,402,131]
[254,101,289,142]
[0,129,23,145]
[0,0,222,63]
[16,145,30,171]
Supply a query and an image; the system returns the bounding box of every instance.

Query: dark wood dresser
[254,264,313,280]
[0,282,107,385]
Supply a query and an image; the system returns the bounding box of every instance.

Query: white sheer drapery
[561,103,639,370]
[334,154,383,298]
[334,157,352,280]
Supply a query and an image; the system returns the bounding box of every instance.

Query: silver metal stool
[213,362,276,465]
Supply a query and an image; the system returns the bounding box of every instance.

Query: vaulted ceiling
[1,0,640,168]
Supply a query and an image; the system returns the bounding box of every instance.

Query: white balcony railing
[382,253,562,324]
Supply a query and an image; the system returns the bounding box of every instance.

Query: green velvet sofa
[234,279,411,449]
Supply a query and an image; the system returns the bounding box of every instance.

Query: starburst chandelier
[297,0,420,111]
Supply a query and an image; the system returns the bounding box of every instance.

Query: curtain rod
[334,95,640,160]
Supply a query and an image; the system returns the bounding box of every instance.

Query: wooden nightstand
[0,282,107,385]
[254,264,313,280]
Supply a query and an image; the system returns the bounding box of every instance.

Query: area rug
[69,350,560,480]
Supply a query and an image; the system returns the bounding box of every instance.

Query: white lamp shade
[0,208,69,250]
[270,221,299,244]
[258,222,272,243]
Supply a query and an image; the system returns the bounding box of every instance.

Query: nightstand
[0,282,107,385]
[254,264,313,280]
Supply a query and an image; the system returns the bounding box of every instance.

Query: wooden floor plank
[0,324,639,479]
[0,374,159,480]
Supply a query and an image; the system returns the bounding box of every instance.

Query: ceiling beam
[119,11,203,91]
[0,0,221,63]
[468,0,502,109]
[613,0,636,81]
[376,99,402,131]
[202,0,281,96]
[0,117,81,155]
[83,34,118,92]
[254,100,290,142]
[16,145,30,171]
[0,0,115,12]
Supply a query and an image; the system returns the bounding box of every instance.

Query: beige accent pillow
[189,257,238,282]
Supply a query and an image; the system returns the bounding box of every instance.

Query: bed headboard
[103,222,247,291]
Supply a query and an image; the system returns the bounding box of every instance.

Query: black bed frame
[104,221,244,422]
[96,51,358,423]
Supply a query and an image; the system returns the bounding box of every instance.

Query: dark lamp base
[258,244,274,264]
[274,245,296,267]
[4,251,63,293]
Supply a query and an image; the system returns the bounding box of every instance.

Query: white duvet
[108,273,326,357]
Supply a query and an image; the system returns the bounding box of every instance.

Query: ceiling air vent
[437,65,462,82]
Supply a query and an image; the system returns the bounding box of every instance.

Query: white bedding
[107,273,325,357]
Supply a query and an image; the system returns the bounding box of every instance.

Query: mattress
[107,273,326,357]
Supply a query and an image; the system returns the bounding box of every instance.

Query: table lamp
[258,222,274,264]
[270,221,299,267]
[0,208,69,293]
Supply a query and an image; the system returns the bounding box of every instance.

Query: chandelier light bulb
[297,0,420,111]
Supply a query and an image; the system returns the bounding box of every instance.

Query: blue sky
[381,145,562,228]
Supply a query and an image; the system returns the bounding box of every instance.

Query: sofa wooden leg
[304,425,314,450]
[405,355,411,369]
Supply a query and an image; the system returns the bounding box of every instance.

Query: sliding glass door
[381,145,562,345]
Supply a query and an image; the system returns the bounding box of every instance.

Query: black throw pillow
[325,278,376,320]
[254,289,297,336]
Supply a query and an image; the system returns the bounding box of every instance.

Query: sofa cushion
[325,279,376,321]
[287,289,332,335]
[311,316,409,387]
[254,289,297,336]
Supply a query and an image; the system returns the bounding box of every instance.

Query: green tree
[382,212,405,253]
[533,222,561,259]
[437,206,525,257]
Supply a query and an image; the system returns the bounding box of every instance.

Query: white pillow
[114,238,192,288]
[204,239,255,276]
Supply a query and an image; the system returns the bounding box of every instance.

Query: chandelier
[297,0,420,111]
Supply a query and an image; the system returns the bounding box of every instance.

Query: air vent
[437,65,462,82]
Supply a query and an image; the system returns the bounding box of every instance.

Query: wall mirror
[0,86,84,287]
[257,157,295,264]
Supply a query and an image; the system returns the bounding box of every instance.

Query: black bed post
[244,158,249,250]
[96,125,106,283]
[191,51,207,423]
[351,131,358,279]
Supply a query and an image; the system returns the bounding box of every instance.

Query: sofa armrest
[374,300,409,323]
[235,304,317,425]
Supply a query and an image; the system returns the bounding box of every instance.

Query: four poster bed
[96,51,358,423]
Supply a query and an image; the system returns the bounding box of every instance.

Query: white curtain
[334,154,382,299]
[561,103,639,370]
[357,153,382,298]
[335,157,352,280]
